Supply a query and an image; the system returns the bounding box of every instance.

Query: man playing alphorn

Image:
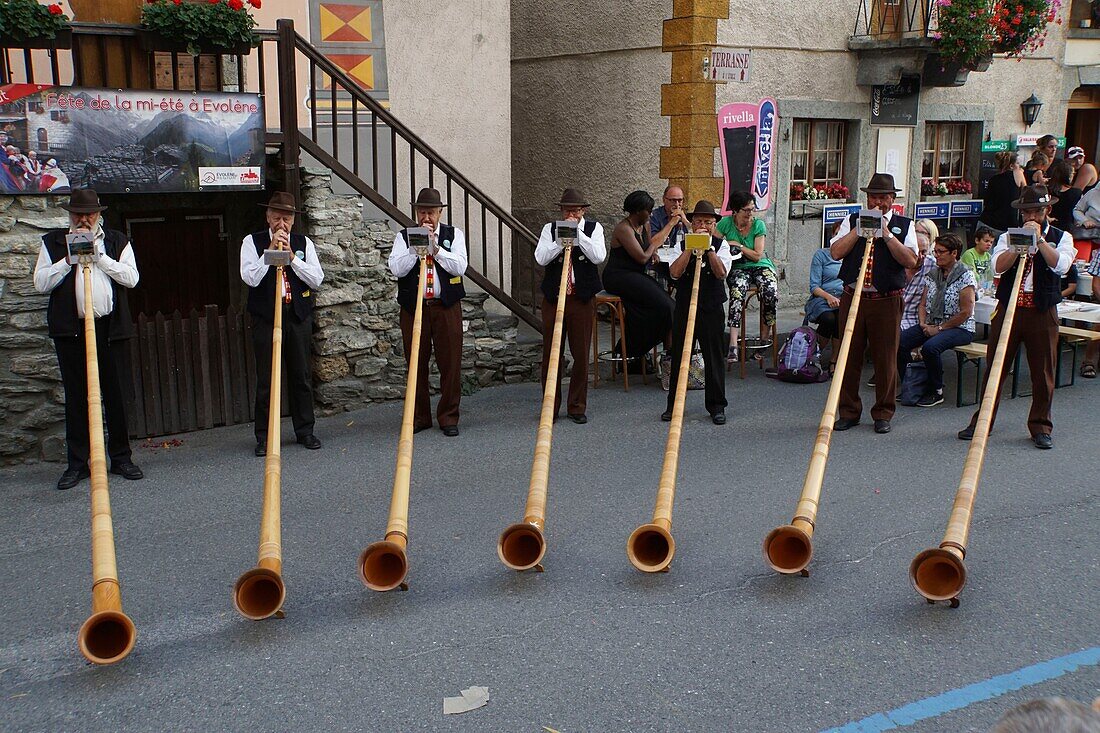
[34,189,143,490]
[533,188,606,424]
[829,172,919,434]
[661,200,732,425]
[958,185,1076,449]
[241,192,326,456]
[388,187,469,437]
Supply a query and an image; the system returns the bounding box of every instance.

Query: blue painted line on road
[820,646,1100,733]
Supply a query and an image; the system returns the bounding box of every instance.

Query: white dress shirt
[240,230,325,290]
[388,224,469,297]
[991,223,1074,293]
[830,210,920,291]
[33,234,139,318]
[534,218,607,292]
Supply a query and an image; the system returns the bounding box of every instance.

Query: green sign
[982,140,1010,153]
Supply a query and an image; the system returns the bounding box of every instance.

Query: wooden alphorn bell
[627,246,705,572]
[498,236,574,571]
[762,239,873,576]
[77,259,137,665]
[234,255,289,620]
[909,255,1028,604]
[359,253,430,591]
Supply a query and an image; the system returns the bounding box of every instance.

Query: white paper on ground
[442,686,489,715]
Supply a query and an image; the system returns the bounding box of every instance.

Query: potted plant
[930,0,995,73]
[921,178,973,199]
[992,0,1063,55]
[0,0,71,49]
[140,0,261,56]
[789,181,851,218]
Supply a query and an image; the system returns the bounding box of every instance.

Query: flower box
[0,27,71,49]
[137,28,252,56]
[789,198,852,220]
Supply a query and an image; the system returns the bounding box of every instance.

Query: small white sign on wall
[875,127,912,197]
[705,48,752,83]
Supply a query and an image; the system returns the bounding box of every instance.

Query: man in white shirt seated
[33,189,142,490]
[240,192,326,456]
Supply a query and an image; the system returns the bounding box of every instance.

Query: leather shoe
[297,434,322,450]
[711,411,726,425]
[255,442,267,457]
[110,462,144,480]
[441,425,459,437]
[567,413,587,424]
[413,423,432,434]
[833,418,859,431]
[873,419,891,434]
[957,425,975,441]
[661,409,673,422]
[57,467,89,490]
[1032,433,1053,449]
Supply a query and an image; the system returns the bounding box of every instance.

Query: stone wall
[0,172,541,465]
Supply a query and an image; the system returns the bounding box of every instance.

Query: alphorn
[762,239,873,575]
[909,255,1028,603]
[359,254,429,591]
[498,241,574,571]
[627,246,705,572]
[233,259,289,620]
[77,260,137,665]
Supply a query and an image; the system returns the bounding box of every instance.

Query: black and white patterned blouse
[924,267,978,333]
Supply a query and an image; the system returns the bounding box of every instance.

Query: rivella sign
[716,98,778,214]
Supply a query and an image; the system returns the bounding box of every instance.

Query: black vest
[42,229,136,341]
[395,224,466,314]
[995,223,1065,311]
[837,213,912,293]
[540,219,602,303]
[672,236,727,312]
[245,230,314,323]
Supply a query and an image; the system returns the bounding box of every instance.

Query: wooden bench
[952,342,988,408]
[1056,325,1100,388]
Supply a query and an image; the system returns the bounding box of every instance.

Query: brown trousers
[540,295,595,417]
[400,301,463,429]
[966,305,1058,437]
[837,291,902,422]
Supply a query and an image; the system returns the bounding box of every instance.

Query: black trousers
[665,302,727,415]
[602,267,674,358]
[53,322,133,471]
[252,310,316,443]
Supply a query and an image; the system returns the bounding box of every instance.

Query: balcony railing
[852,0,939,38]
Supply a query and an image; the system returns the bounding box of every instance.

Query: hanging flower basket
[932,0,1062,68]
[140,0,260,57]
[0,0,71,49]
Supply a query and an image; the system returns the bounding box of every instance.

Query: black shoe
[56,467,89,490]
[255,442,266,457]
[833,418,860,431]
[957,425,975,441]
[1032,433,1053,449]
[873,419,891,434]
[661,409,673,422]
[568,413,587,424]
[413,423,432,434]
[441,425,459,437]
[110,462,144,480]
[916,392,944,408]
[297,434,322,450]
[711,411,726,425]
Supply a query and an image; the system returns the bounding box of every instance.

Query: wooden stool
[729,285,779,379]
[592,292,630,390]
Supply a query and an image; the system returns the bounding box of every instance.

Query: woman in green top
[716,190,778,361]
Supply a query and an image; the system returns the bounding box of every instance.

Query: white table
[973,296,1100,325]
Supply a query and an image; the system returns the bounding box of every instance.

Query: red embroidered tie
[862,242,875,288]
[1016,254,1035,308]
[425,252,435,299]
[281,268,292,304]
[565,252,574,296]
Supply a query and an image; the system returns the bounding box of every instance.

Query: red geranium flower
[228,0,243,9]
[47,3,64,14]
[248,0,261,7]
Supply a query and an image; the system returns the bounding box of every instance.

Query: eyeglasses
[738,207,755,214]
[665,197,684,203]
[933,248,950,255]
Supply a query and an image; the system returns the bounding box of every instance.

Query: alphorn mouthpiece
[627,522,675,573]
[78,609,136,665]
[909,547,966,601]
[498,522,546,571]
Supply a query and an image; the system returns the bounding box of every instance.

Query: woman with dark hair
[601,190,674,365]
[1046,158,1082,229]
[717,190,777,361]
[979,150,1025,233]
[896,233,977,407]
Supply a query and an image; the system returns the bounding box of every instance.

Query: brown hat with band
[688,200,720,219]
[412,187,448,208]
[60,189,108,213]
[1011,184,1058,209]
[558,188,590,207]
[860,172,902,194]
[260,191,303,214]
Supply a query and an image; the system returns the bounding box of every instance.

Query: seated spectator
[1025,149,1051,186]
[1067,145,1099,192]
[1082,248,1100,379]
[1061,263,1078,299]
[989,696,1100,733]
[897,233,976,407]
[1073,181,1100,240]
[901,218,938,331]
[717,190,778,362]
[1047,159,1082,230]
[805,245,843,373]
[962,228,995,287]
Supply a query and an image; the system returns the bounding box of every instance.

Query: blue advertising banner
[949,200,984,218]
[913,202,950,220]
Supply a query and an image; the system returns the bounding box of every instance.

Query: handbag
[660,350,706,391]
[897,361,928,406]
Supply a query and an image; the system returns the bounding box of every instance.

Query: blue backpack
[773,327,828,383]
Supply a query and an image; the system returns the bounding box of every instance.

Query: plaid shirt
[901,254,936,330]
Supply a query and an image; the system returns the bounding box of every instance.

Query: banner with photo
[716,97,777,214]
[0,84,265,195]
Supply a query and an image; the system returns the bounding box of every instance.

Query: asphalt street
[1,358,1097,732]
